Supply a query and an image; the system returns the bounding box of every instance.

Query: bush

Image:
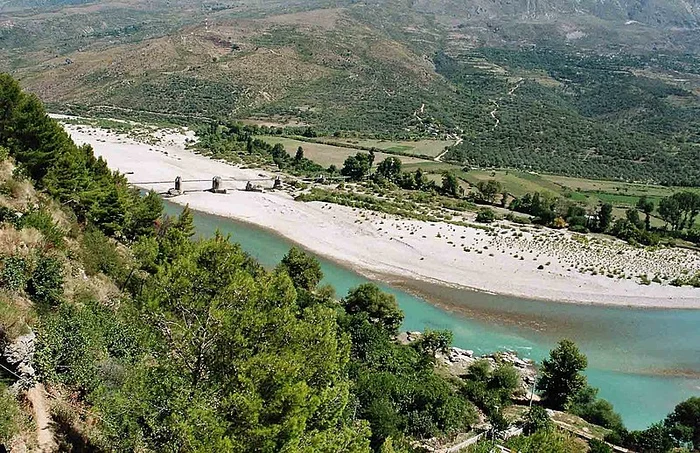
[475,208,496,223]
[506,429,584,452]
[589,438,613,453]
[461,360,519,413]
[27,254,64,306]
[524,405,552,435]
[569,224,589,233]
[1,255,29,292]
[21,208,65,248]
[35,298,141,391]
[0,384,19,444]
[569,386,624,432]
[0,293,32,340]
[505,212,532,224]
[0,206,20,226]
[80,227,124,278]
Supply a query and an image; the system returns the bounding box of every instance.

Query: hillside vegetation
[2,75,700,452]
[3,0,700,185]
[0,72,476,452]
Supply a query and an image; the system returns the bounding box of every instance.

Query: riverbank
[60,119,700,308]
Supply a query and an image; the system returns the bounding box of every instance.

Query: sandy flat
[60,120,700,309]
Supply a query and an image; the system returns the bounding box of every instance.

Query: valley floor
[59,118,700,308]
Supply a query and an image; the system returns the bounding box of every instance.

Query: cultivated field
[257,136,428,167]
[326,138,455,157]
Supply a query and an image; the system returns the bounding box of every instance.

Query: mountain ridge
[2,0,699,185]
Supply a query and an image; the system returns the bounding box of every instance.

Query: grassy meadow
[257,136,428,167]
[326,138,455,157]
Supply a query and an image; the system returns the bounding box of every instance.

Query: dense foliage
[505,185,700,250]
[0,74,162,241]
[0,74,483,451]
[438,50,700,186]
[1,73,699,452]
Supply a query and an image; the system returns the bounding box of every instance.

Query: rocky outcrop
[398,330,538,393]
[2,332,36,391]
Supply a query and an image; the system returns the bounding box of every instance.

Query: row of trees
[658,192,700,231]
[195,122,325,176]
[505,186,700,246]
[341,151,465,198]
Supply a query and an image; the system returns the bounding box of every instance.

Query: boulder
[3,332,36,390]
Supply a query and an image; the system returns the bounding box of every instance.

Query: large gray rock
[3,332,36,390]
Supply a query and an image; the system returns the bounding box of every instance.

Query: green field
[399,164,700,228]
[326,138,454,157]
[257,136,428,168]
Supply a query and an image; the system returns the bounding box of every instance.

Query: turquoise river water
[163,201,700,430]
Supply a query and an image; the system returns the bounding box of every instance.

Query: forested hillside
[437,50,700,185]
[2,0,700,185]
[1,74,700,452]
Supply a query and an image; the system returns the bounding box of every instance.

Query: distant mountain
[0,0,93,11]
[411,0,700,28]
[2,0,700,185]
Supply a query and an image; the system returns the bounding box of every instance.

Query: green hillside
[1,72,699,453]
[2,0,700,185]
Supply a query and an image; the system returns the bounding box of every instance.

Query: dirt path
[489,100,500,129]
[488,79,523,130]
[434,137,463,162]
[509,78,524,96]
[27,385,56,452]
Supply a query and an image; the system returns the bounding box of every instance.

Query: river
[163,200,700,430]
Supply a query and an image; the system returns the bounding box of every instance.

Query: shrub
[0,206,18,225]
[21,208,65,248]
[505,213,532,224]
[27,254,64,306]
[524,405,552,435]
[0,178,22,198]
[0,293,32,340]
[568,386,624,432]
[461,360,519,414]
[80,227,124,279]
[0,384,19,444]
[569,224,589,234]
[475,208,496,224]
[506,429,583,452]
[35,298,140,391]
[589,439,613,453]
[0,255,29,292]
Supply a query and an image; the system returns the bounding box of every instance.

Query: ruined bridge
[131,174,348,197]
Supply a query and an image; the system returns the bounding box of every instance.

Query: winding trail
[489,100,500,129]
[27,384,56,452]
[509,78,524,96]
[434,136,463,162]
[488,78,523,130]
